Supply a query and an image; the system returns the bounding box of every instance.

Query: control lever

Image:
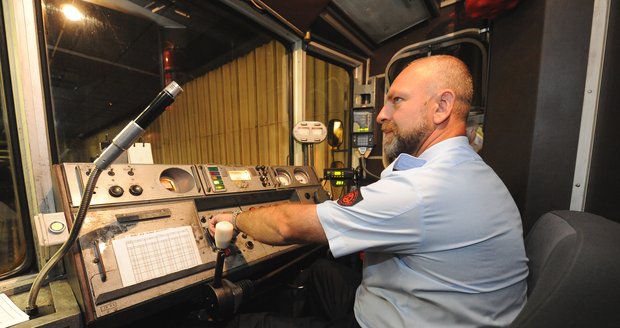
[212,221,233,288]
[205,222,255,320]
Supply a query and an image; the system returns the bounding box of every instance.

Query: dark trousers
[226,259,362,328]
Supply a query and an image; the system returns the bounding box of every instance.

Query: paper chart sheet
[113,226,202,287]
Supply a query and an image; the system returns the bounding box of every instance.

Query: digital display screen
[324,168,355,180]
[352,109,374,133]
[352,134,374,147]
[228,170,252,181]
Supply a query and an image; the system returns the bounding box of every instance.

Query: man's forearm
[235,204,327,245]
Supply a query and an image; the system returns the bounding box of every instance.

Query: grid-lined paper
[113,226,201,287]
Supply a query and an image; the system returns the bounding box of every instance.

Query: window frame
[0,0,35,279]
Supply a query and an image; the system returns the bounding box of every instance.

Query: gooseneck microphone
[94,81,183,170]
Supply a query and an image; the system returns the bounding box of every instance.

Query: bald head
[378,55,475,159]
[402,55,473,121]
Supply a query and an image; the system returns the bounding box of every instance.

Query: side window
[150,41,290,166]
[42,0,291,166]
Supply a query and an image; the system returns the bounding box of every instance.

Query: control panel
[197,164,276,194]
[53,163,326,326]
[62,163,204,207]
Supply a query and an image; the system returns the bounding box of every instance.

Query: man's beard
[382,120,432,163]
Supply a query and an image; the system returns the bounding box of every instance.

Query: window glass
[305,56,350,198]
[42,0,290,165]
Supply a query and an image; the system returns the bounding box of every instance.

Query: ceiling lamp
[62,4,85,22]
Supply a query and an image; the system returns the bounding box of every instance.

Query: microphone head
[164,81,183,98]
[214,221,234,249]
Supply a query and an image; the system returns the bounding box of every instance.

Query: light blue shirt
[317,136,528,327]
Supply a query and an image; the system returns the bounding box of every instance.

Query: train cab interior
[1,0,619,327]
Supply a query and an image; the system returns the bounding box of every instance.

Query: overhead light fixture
[62,4,85,22]
[332,0,439,44]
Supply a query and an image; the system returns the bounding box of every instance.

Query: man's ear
[433,90,455,125]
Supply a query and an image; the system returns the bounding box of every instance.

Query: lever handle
[214,221,234,250]
[212,221,234,288]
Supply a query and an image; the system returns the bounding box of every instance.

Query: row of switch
[255,166,271,187]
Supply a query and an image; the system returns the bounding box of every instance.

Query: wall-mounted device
[323,168,356,187]
[292,121,327,166]
[351,107,375,150]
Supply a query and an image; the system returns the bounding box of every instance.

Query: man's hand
[208,212,233,237]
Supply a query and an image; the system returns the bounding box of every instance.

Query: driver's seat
[510,210,620,327]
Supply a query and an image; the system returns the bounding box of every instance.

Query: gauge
[275,168,292,186]
[294,169,309,184]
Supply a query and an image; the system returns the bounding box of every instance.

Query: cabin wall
[482,1,542,229]
[585,1,620,223]
[485,0,594,232]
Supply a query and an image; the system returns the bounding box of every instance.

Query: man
[210,55,529,327]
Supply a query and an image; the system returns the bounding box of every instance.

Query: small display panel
[324,168,355,180]
[352,134,374,148]
[352,109,374,133]
[229,170,252,181]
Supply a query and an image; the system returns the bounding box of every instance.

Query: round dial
[275,169,292,186]
[294,169,309,184]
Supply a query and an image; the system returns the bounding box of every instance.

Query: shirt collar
[384,136,470,174]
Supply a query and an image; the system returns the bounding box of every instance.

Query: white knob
[214,221,234,249]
